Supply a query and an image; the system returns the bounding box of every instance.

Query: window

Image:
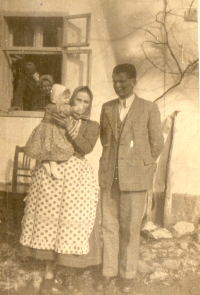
[0,12,92,112]
[12,18,34,47]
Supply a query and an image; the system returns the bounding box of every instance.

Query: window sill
[0,111,44,118]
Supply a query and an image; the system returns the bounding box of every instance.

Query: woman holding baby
[19,85,101,294]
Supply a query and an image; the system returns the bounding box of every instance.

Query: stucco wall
[0,116,42,184]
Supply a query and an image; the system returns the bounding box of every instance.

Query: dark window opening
[43,17,63,47]
[8,17,35,47]
[11,54,62,110]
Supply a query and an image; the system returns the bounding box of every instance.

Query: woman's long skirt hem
[20,206,102,268]
[20,245,102,268]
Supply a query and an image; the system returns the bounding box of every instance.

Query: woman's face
[41,80,52,95]
[73,91,91,114]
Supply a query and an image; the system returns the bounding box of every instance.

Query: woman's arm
[71,121,100,155]
[53,113,99,155]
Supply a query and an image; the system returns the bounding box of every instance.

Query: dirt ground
[1,193,200,295]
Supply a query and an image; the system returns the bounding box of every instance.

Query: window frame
[0,12,92,115]
[62,49,92,88]
[63,13,91,47]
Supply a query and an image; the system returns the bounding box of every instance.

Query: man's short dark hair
[113,64,137,79]
[24,55,37,66]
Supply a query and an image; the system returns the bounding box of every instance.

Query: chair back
[12,146,37,193]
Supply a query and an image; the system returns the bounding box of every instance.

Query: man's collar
[118,93,135,108]
[32,72,40,82]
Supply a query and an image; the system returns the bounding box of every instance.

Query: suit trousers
[101,187,147,279]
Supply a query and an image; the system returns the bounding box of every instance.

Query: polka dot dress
[20,156,99,255]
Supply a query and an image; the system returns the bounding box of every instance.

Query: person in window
[19,86,101,294]
[10,56,41,111]
[32,75,54,111]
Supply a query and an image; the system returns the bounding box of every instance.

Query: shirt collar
[32,72,40,82]
[119,93,135,108]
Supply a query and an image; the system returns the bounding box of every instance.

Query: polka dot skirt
[20,156,99,255]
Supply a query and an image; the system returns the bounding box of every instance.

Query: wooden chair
[12,145,37,194]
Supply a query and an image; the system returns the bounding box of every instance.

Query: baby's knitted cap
[50,84,70,104]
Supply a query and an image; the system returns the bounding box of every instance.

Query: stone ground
[1,194,200,295]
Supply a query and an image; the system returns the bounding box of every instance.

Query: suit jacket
[99,95,164,191]
[12,74,41,110]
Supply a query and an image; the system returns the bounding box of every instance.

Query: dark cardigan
[69,119,100,158]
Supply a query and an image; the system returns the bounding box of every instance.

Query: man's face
[25,62,36,75]
[112,72,136,99]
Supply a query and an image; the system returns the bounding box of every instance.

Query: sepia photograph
[0,0,199,294]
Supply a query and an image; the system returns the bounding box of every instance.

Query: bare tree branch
[154,58,199,102]
[141,43,181,75]
[141,0,198,102]
[142,29,161,42]
[189,0,195,10]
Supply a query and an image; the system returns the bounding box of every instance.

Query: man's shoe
[93,276,114,291]
[119,278,133,293]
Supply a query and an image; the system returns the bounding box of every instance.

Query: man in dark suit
[11,56,41,111]
[94,64,164,293]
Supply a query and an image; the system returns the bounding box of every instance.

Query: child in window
[24,84,83,179]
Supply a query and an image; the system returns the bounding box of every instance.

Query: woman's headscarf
[39,75,54,88]
[69,86,93,120]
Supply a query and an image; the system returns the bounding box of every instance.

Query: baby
[24,84,83,179]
